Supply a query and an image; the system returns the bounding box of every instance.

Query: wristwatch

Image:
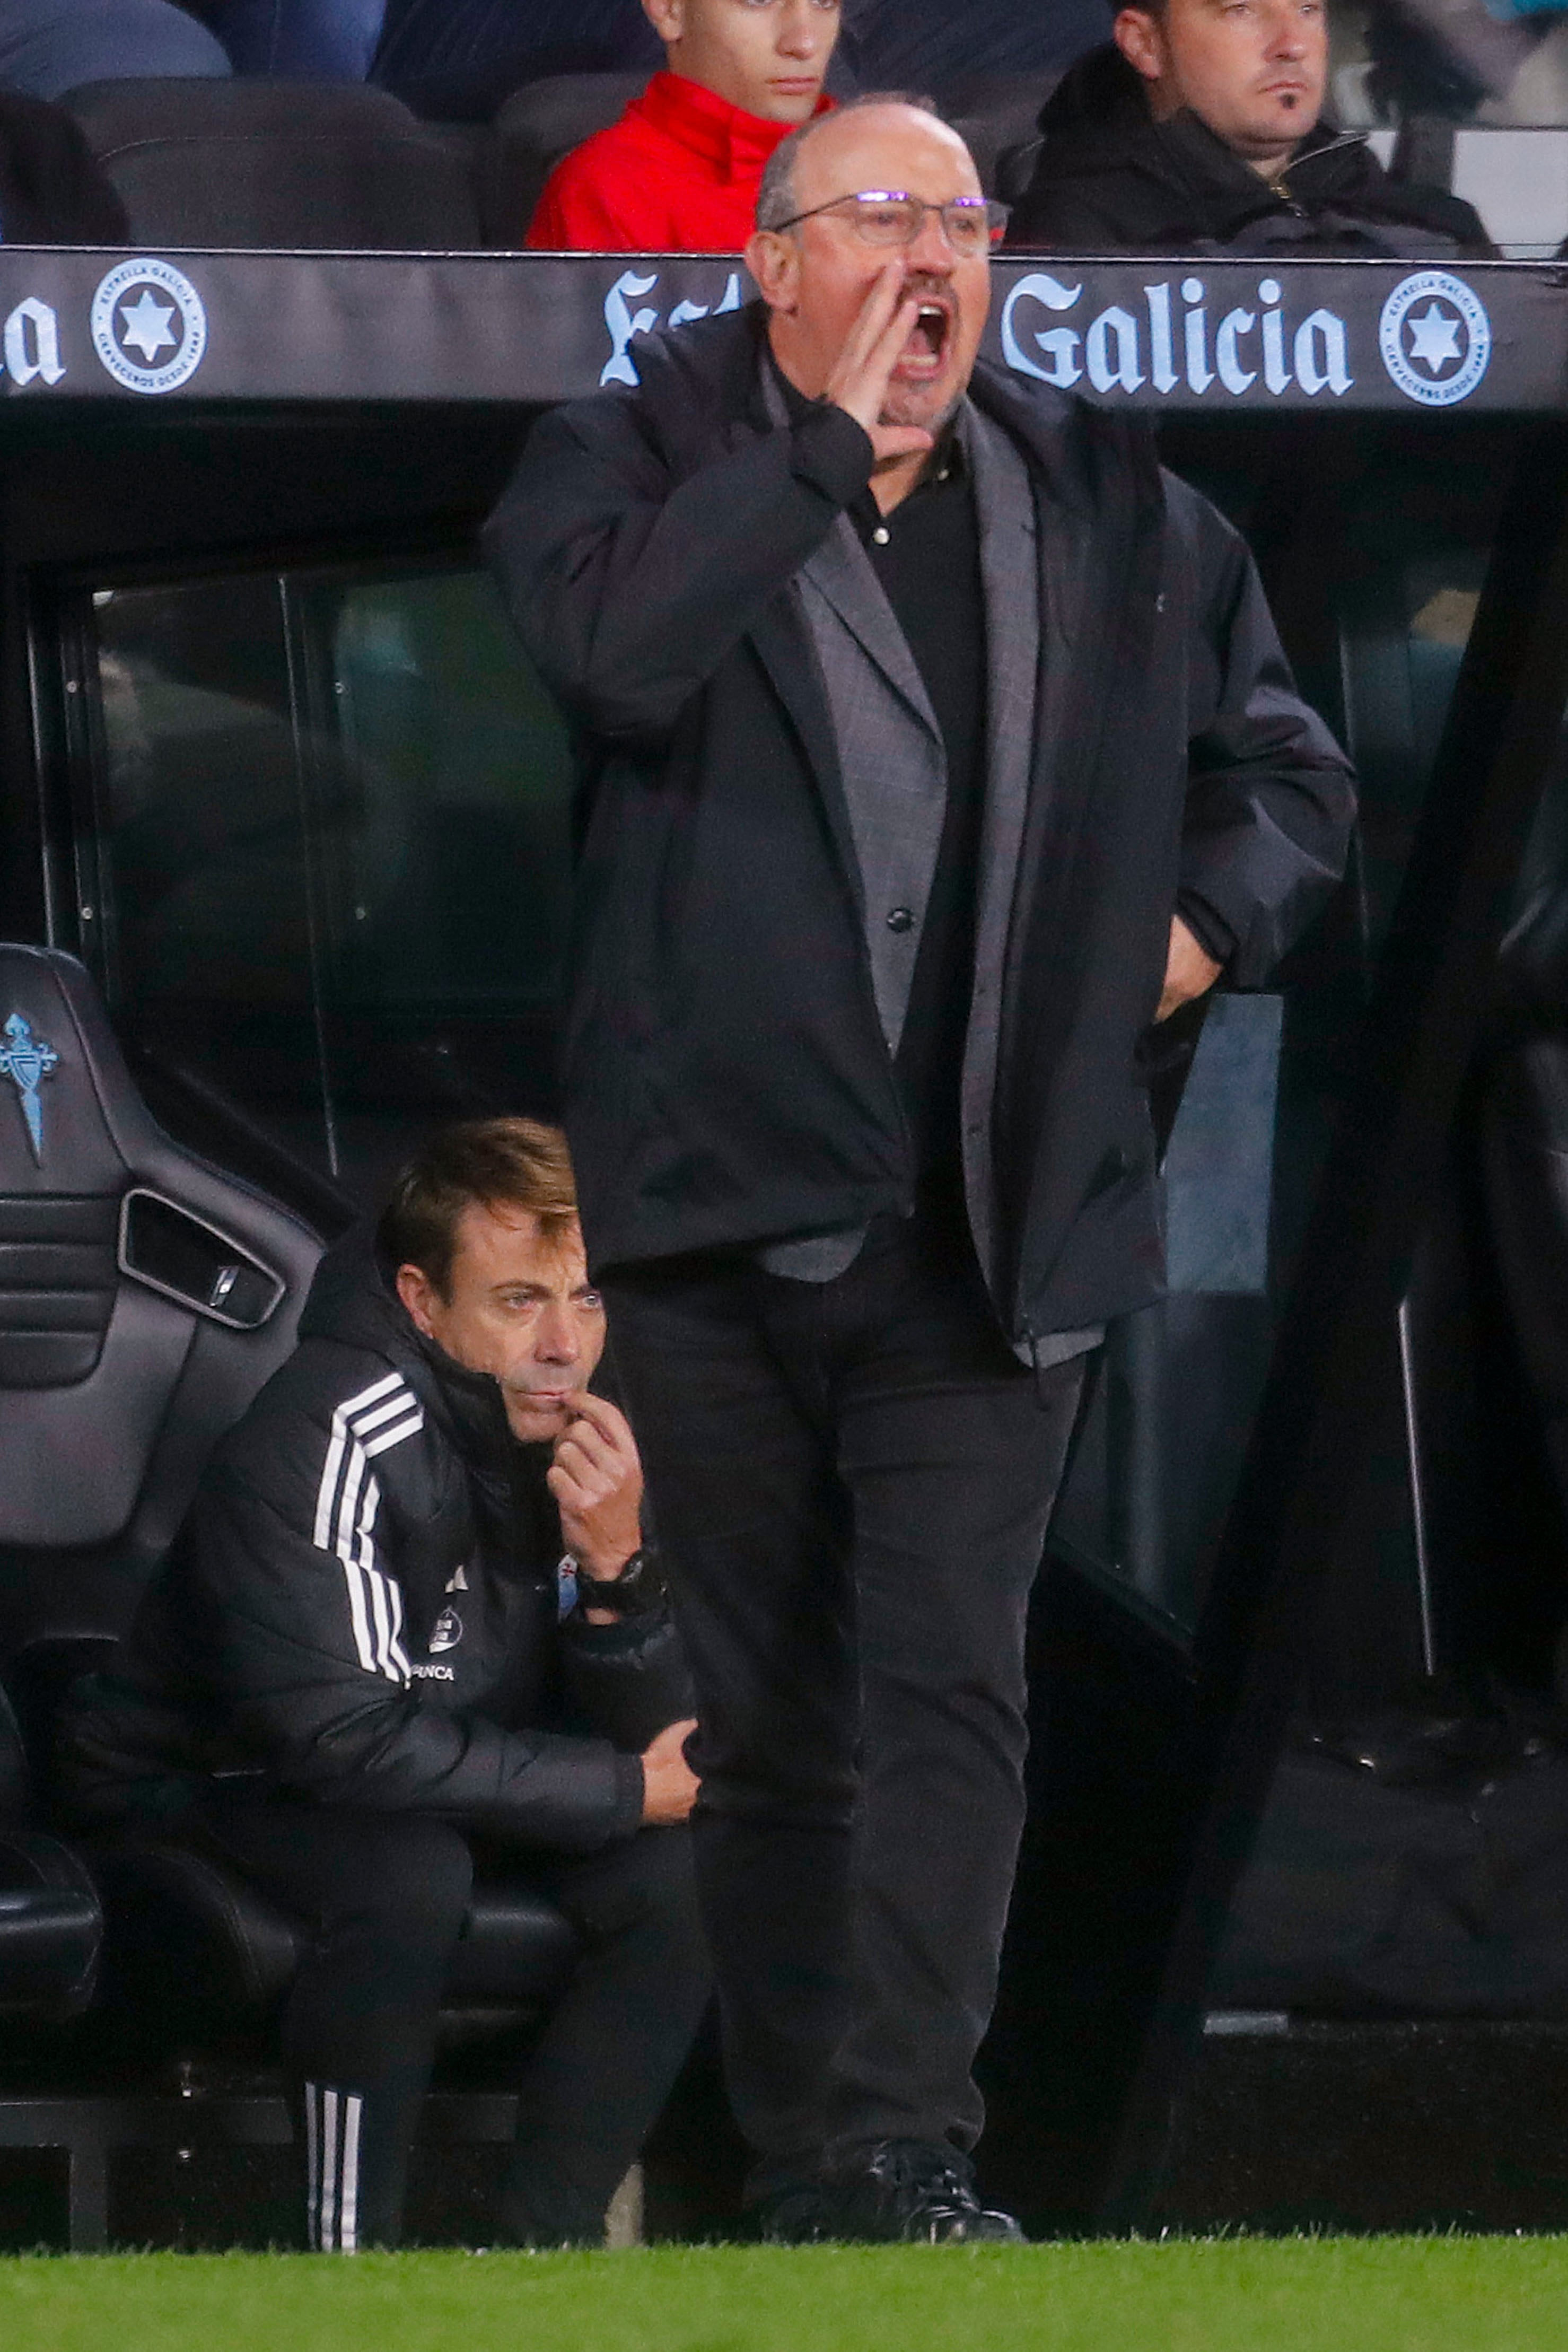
[571,1546,665,1617]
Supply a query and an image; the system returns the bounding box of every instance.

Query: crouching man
[62,1117,709,2250]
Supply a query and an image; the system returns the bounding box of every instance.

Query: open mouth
[898,299,952,375]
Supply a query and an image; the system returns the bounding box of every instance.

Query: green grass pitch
[4,2241,1568,2352]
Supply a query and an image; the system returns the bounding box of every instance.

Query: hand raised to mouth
[825,261,939,468]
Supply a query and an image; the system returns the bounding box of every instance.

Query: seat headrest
[0,945,147,1199]
[0,947,162,1388]
[491,71,646,153]
[61,77,484,251]
[0,944,323,1533]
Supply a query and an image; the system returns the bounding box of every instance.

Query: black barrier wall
[0,248,1555,415]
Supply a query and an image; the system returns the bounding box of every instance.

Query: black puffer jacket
[0,91,127,244]
[1005,43,1494,259]
[60,1231,687,1849]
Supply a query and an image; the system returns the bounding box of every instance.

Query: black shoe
[829,2140,1025,2245]
[752,2181,838,2245]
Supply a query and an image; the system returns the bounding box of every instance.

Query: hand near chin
[547,1390,644,1581]
[826,261,937,468]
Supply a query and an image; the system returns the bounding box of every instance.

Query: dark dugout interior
[5,294,1568,2241]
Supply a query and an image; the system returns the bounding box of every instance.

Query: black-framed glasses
[769,190,1009,256]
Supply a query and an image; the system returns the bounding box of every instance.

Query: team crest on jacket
[429,1606,463,1655]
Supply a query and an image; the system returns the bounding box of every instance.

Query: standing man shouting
[487,98,1354,2242]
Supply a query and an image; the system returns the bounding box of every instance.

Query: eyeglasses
[770,190,1009,257]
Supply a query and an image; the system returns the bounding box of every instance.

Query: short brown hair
[379,1118,579,1299]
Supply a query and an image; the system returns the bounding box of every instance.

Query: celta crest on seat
[0,1012,60,1166]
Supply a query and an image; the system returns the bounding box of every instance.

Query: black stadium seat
[940,74,1064,205]
[0,940,311,2226]
[61,78,483,250]
[479,72,643,247]
[98,1834,580,2062]
[0,943,322,1709]
[0,1678,99,2028]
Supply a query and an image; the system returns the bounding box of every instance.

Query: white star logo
[1404,302,1462,375]
[118,288,178,364]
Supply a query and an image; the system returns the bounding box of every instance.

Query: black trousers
[601,1218,1085,2194]
[202,1797,709,2249]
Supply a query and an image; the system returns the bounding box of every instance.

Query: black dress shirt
[775,364,989,1212]
[849,445,988,1214]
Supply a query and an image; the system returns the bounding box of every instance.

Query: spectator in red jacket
[527,0,839,253]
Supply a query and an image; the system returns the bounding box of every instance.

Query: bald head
[758,95,977,232]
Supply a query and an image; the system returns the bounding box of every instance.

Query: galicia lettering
[0,298,64,390]
[601,268,745,388]
[1001,273,1352,403]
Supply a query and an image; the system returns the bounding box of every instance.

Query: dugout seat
[0,941,322,1707]
[95,1830,580,2064]
[0,1675,99,2028]
[941,73,1066,205]
[60,77,483,248]
[478,71,642,246]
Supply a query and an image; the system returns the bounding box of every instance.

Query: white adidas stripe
[304,2082,319,2242]
[306,2082,366,2252]
[320,2084,337,2249]
[339,2094,363,2252]
[311,1372,401,1550]
[312,1375,424,1684]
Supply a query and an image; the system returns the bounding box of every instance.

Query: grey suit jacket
[757,382,1098,1362]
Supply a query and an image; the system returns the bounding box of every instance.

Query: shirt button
[872,525,890,546]
[887,906,914,933]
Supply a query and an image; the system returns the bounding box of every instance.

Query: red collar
[632,70,834,184]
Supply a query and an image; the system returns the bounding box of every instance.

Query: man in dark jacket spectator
[62,1118,708,2252]
[487,98,1354,2243]
[0,89,127,241]
[1006,3,1493,256]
